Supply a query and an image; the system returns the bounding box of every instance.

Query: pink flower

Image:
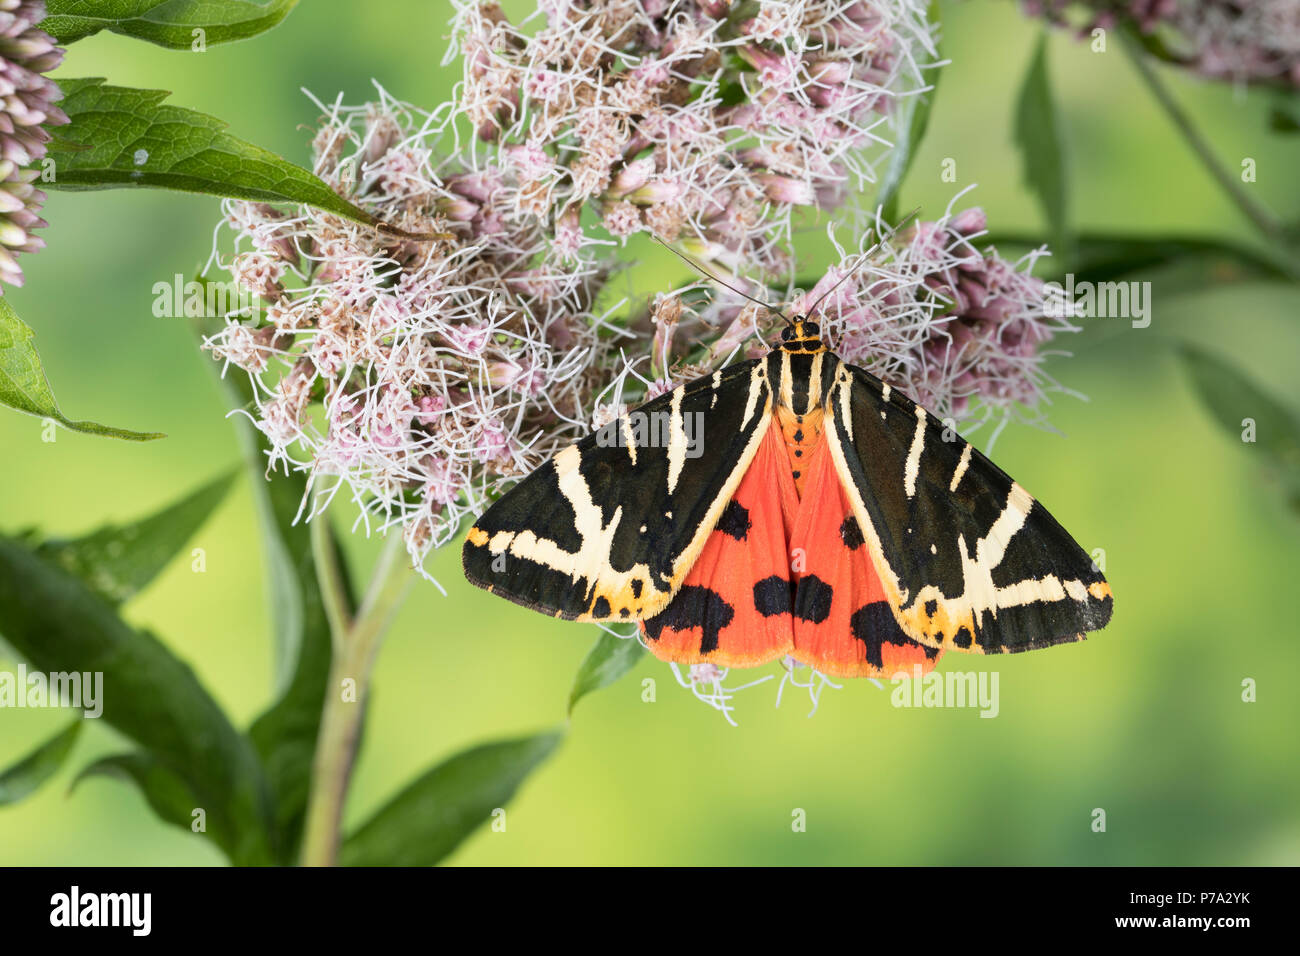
[758,173,816,205]
[1025,1,1300,87]
[416,394,445,426]
[449,0,935,275]
[206,92,624,575]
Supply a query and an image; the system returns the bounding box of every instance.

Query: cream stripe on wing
[666,386,687,494]
[740,363,765,429]
[836,372,854,440]
[904,405,927,498]
[805,352,824,415]
[778,350,793,411]
[620,411,638,466]
[949,442,972,492]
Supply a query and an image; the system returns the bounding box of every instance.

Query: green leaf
[0,298,164,440]
[981,233,1294,288]
[1269,91,1300,134]
[42,0,297,48]
[0,719,81,806]
[569,629,645,714]
[1178,345,1300,511]
[201,326,352,864]
[35,470,236,605]
[46,78,380,229]
[0,539,275,863]
[1014,33,1071,265]
[877,0,943,222]
[339,731,563,867]
[70,751,206,835]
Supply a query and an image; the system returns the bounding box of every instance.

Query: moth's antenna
[652,235,793,327]
[806,207,922,318]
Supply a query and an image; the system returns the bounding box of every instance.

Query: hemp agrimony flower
[795,202,1065,424]
[205,91,627,575]
[0,0,67,288]
[451,0,936,274]
[637,196,1066,429]
[1025,0,1300,87]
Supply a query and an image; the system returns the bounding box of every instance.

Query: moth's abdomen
[775,405,824,499]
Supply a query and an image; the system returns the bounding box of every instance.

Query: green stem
[299,530,413,867]
[310,514,353,654]
[1122,30,1287,247]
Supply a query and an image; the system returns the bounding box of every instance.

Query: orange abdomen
[775,405,824,499]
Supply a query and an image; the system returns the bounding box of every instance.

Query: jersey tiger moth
[461,308,1112,680]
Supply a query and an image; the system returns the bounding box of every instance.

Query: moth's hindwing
[462,359,773,621]
[639,420,797,669]
[787,429,945,679]
[825,363,1113,654]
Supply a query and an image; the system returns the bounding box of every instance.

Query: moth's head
[780,316,824,352]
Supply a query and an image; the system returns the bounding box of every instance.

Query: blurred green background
[1,0,1298,865]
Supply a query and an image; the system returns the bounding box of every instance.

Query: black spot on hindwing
[849,601,935,668]
[839,515,864,550]
[592,596,611,618]
[715,500,751,541]
[642,585,735,654]
[793,575,834,624]
[752,575,793,617]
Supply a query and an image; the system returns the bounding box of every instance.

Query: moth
[463,246,1112,679]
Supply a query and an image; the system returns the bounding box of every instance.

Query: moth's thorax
[778,318,827,355]
[768,322,839,417]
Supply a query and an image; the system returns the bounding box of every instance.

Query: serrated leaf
[46,78,379,229]
[0,539,275,863]
[0,298,164,441]
[1178,345,1300,511]
[1014,33,1071,265]
[43,0,297,48]
[877,0,942,222]
[0,719,81,806]
[339,731,563,867]
[569,629,645,714]
[35,470,236,605]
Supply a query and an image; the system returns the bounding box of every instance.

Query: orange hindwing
[640,421,798,668]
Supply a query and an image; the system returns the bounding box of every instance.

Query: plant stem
[310,515,354,653]
[1122,31,1288,247]
[299,530,413,867]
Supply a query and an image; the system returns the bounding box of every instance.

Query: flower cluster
[1025,1,1300,87]
[640,198,1063,426]
[0,0,66,288]
[451,0,935,275]
[794,203,1062,422]
[204,91,626,573]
